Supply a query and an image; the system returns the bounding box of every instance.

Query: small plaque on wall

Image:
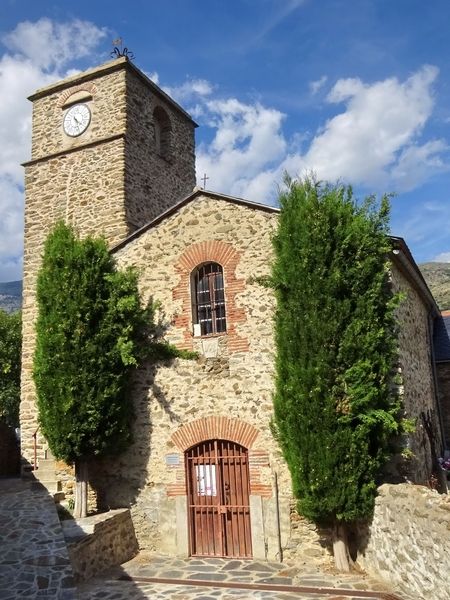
[165,453,181,466]
[201,337,219,358]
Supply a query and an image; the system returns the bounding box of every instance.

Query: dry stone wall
[357,483,450,600]
[63,509,138,582]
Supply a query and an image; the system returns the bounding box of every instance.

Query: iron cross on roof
[201,173,209,189]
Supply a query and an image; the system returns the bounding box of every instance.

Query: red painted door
[186,439,252,558]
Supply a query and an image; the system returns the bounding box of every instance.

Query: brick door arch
[167,416,272,559]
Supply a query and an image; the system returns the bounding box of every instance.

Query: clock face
[63,103,91,137]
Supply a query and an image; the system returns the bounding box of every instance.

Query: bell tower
[20,57,197,463]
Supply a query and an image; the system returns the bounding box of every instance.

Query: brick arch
[171,416,259,451]
[172,240,249,352]
[167,416,272,498]
[57,83,97,107]
[178,240,240,272]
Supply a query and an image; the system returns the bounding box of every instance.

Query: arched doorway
[186,439,252,558]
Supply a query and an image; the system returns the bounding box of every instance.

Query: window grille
[193,263,226,335]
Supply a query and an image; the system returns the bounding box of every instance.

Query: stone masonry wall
[436,362,450,447]
[29,66,127,161]
[20,58,196,465]
[124,67,196,230]
[357,483,450,600]
[89,195,329,562]
[86,195,442,562]
[390,263,442,483]
[21,63,129,464]
[63,509,138,582]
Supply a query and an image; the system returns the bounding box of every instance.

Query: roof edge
[111,188,279,253]
[390,236,440,316]
[28,57,197,126]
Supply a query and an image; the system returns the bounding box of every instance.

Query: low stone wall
[357,483,450,600]
[62,508,138,581]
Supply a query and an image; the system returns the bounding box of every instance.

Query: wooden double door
[186,439,252,558]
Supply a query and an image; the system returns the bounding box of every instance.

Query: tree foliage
[34,222,147,464]
[272,177,400,525]
[0,309,21,427]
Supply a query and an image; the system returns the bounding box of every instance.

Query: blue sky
[1,0,449,280]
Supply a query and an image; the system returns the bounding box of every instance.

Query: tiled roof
[434,311,450,362]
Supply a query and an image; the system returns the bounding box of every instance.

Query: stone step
[34,479,62,494]
[38,458,56,469]
[34,466,56,478]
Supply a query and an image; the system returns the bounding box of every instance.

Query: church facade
[20,57,446,560]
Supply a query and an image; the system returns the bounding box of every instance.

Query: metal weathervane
[111,38,135,60]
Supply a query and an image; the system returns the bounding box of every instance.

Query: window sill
[193,332,227,339]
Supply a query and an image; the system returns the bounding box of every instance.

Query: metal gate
[186,439,252,558]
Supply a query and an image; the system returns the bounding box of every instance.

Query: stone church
[20,56,447,561]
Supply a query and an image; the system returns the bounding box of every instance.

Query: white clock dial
[63,103,91,137]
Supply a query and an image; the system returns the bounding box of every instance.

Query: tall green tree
[0,309,21,428]
[272,177,400,570]
[34,222,147,518]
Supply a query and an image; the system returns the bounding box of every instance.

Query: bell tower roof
[28,56,198,127]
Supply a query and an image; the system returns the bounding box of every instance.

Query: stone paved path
[0,477,76,599]
[0,477,410,600]
[78,554,410,600]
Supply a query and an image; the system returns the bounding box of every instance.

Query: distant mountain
[0,281,22,313]
[419,263,450,311]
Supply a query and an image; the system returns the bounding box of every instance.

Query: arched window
[153,106,172,159]
[192,263,226,336]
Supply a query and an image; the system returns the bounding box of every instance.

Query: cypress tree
[34,222,146,517]
[272,177,400,570]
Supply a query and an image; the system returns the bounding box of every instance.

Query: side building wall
[390,263,442,483]
[124,67,196,230]
[436,362,450,447]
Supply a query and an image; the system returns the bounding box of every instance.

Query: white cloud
[196,98,286,197]
[4,18,107,70]
[433,252,450,262]
[193,65,446,201]
[309,75,328,95]
[0,18,106,281]
[300,66,442,187]
[163,78,213,104]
